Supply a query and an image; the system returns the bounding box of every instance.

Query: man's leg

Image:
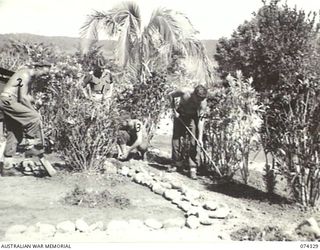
[1,99,42,145]
[3,115,23,158]
[170,117,185,171]
[171,116,194,172]
[171,117,186,168]
[1,116,24,176]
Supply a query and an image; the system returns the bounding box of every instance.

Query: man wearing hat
[0,62,51,173]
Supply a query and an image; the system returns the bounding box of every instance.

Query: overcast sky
[0,0,319,39]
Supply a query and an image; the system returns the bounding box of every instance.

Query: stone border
[4,159,232,241]
[115,159,231,229]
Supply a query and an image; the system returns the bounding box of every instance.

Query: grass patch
[63,185,131,209]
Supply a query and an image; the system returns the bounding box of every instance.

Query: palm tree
[80,1,213,84]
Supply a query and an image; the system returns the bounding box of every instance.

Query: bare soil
[0,132,319,242]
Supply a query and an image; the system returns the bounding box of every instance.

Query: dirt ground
[0,125,319,242]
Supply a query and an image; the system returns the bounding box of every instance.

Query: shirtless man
[0,63,51,171]
[168,85,208,179]
[117,112,148,160]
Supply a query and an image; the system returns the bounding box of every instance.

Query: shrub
[204,71,264,182]
[0,40,58,71]
[263,79,320,206]
[214,0,320,205]
[0,40,120,172]
[39,57,119,171]
[116,71,171,141]
[214,0,319,92]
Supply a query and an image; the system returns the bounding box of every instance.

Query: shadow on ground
[206,180,293,205]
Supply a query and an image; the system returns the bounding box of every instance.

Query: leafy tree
[215,0,320,206]
[215,0,319,92]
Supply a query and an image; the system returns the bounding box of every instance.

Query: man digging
[0,62,55,176]
[117,112,148,161]
[168,85,208,179]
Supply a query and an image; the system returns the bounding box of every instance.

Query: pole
[177,116,222,177]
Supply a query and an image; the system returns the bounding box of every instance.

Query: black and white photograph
[0,0,320,248]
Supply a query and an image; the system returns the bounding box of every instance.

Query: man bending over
[117,112,148,160]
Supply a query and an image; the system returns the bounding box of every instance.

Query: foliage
[81,1,212,84]
[214,0,320,205]
[214,0,319,92]
[263,162,277,195]
[230,225,293,241]
[116,71,171,140]
[204,72,264,182]
[63,185,130,208]
[39,56,119,172]
[262,79,320,206]
[76,41,120,73]
[0,39,120,172]
[0,39,58,71]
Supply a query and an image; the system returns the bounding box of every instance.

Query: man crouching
[117,112,148,160]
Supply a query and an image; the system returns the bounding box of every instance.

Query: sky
[0,0,320,40]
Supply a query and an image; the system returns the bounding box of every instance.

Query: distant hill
[0,33,218,58]
[0,33,116,57]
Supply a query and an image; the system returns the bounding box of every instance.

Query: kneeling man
[117,112,148,160]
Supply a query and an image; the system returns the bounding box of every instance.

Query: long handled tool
[177,116,222,177]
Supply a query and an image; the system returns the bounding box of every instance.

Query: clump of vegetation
[230,226,293,241]
[63,185,131,209]
[214,0,320,206]
[116,71,171,140]
[263,163,277,195]
[204,71,264,183]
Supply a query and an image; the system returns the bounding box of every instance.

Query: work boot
[168,160,184,172]
[20,138,42,147]
[25,146,44,158]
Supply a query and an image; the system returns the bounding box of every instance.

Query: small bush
[204,71,264,182]
[116,71,171,140]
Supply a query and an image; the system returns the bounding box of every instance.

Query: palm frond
[117,18,131,66]
[180,38,215,85]
[80,2,141,59]
[111,1,141,66]
[146,8,181,45]
[80,11,113,54]
[112,1,141,31]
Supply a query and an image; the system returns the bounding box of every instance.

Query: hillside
[0,33,217,58]
[0,33,116,57]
